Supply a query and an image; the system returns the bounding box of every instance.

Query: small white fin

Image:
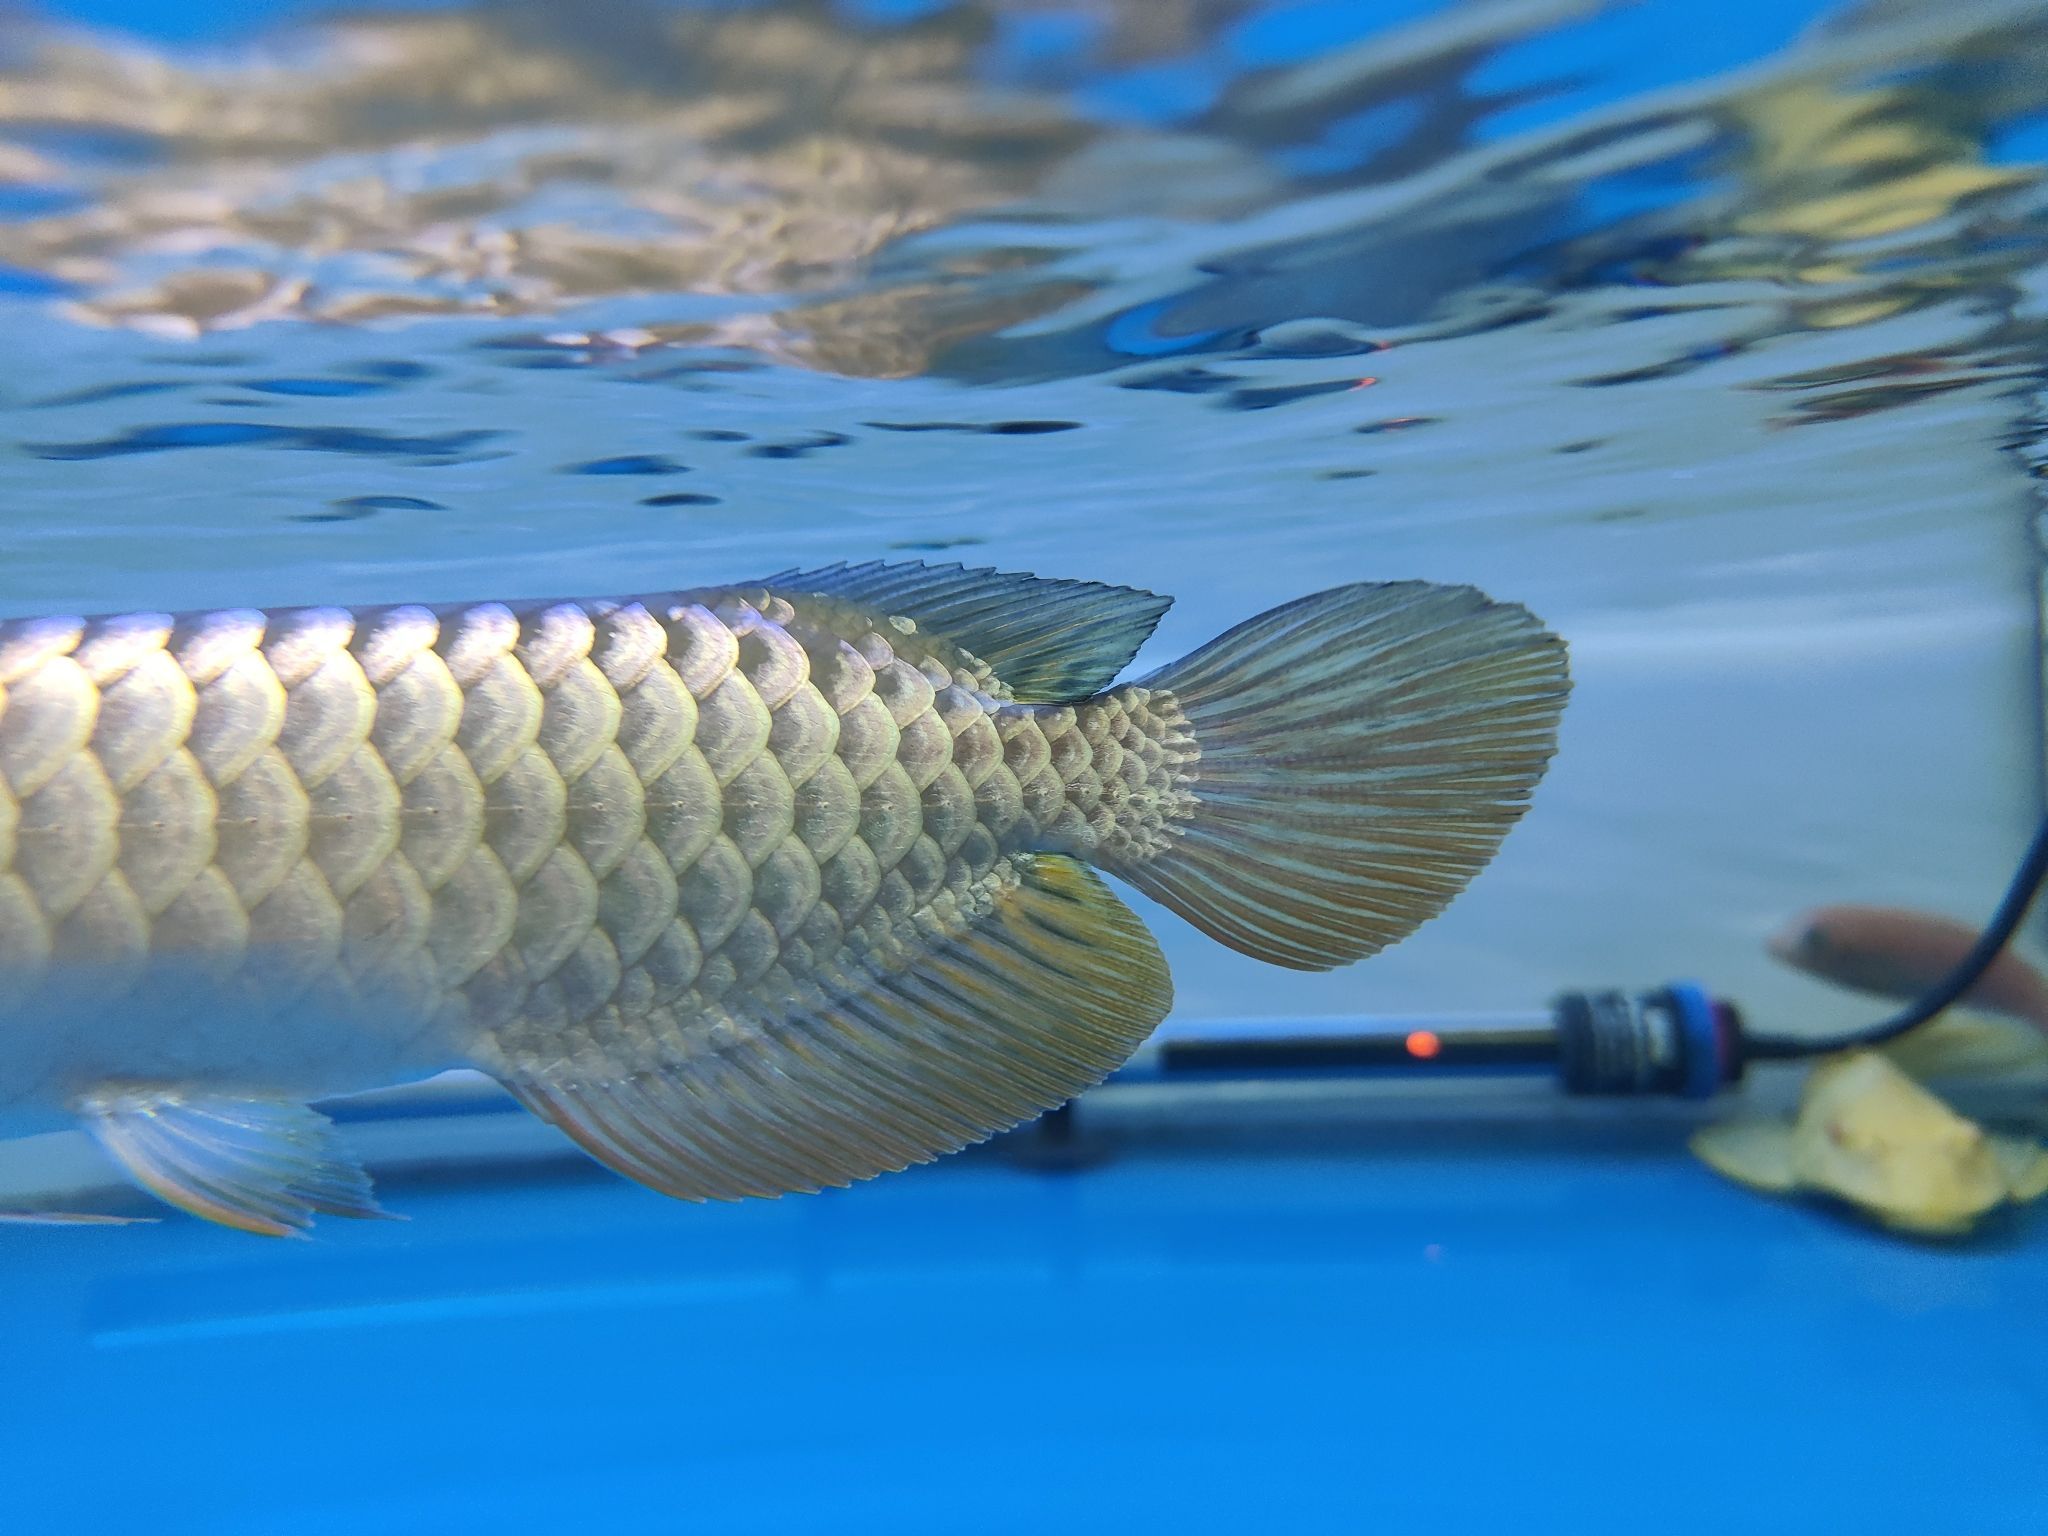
[758,560,1173,701]
[75,1089,393,1237]
[0,1208,158,1226]
[502,853,1172,1203]
[1689,1118,1801,1193]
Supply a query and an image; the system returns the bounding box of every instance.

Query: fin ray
[76,1089,391,1237]
[759,560,1171,701]
[1106,581,1569,970]
[501,854,1171,1202]
[0,1208,158,1226]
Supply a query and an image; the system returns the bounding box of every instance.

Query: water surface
[2,0,2045,1035]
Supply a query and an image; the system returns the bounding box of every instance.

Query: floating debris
[1693,1046,2048,1238]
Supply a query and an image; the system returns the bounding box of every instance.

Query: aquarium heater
[1100,815,2048,1102]
[1107,982,1745,1100]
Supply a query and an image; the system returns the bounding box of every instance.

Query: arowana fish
[0,561,1568,1234]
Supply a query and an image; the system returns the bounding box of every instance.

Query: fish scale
[0,562,1573,1233]
[0,585,1165,1087]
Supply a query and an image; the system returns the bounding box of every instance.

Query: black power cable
[1744,815,2048,1060]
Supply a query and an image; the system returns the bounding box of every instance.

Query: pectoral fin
[75,1088,393,1237]
[0,1208,157,1226]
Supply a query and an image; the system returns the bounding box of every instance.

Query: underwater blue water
[13,1126,2048,1534]
[2,0,2047,1527]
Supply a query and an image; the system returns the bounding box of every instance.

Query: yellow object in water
[1691,1049,2048,1238]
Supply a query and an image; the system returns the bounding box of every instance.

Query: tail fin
[1102,582,1569,971]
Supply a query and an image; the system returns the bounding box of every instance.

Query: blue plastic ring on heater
[1670,981,1721,1099]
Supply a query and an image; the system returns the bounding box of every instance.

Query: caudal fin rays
[1104,581,1569,970]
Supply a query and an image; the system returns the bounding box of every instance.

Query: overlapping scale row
[0,587,1187,1070]
[1055,684,1201,865]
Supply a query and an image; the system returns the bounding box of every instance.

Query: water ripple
[25,422,505,461]
[0,0,2043,1021]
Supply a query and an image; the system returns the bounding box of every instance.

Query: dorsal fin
[759,561,1172,702]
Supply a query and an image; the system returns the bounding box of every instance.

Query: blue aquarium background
[1,0,2046,1529]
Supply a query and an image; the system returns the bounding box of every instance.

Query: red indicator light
[1405,1029,1441,1060]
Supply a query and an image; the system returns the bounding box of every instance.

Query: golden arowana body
[0,561,1569,1233]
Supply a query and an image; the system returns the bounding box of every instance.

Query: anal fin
[76,1089,394,1237]
[504,853,1172,1203]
